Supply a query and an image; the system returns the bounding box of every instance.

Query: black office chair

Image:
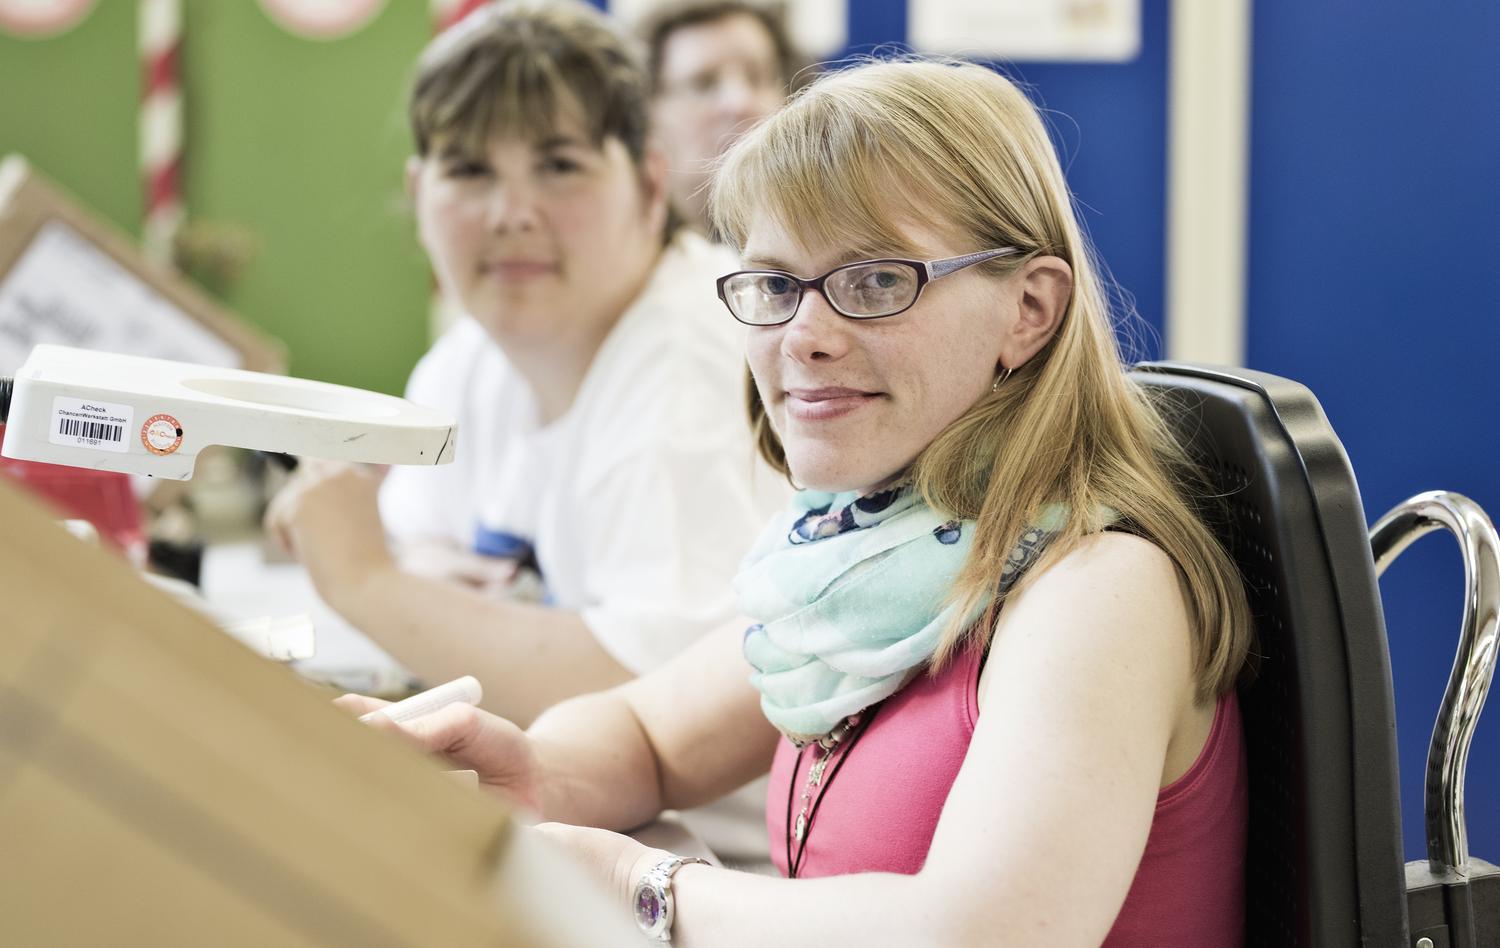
[1129,362,1498,948]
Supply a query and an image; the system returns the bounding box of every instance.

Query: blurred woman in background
[269,0,782,869]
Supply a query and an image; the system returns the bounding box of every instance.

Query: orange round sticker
[141,413,184,456]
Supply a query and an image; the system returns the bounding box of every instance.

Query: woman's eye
[540,155,581,174]
[763,275,796,296]
[860,269,903,290]
[443,161,491,178]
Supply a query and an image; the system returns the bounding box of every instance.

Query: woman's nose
[780,288,852,364]
[484,181,539,232]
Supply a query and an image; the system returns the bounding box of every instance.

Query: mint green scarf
[737,486,1061,744]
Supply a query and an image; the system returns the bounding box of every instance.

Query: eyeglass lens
[724,261,922,325]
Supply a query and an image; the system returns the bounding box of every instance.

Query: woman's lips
[481,260,558,281]
[784,387,881,421]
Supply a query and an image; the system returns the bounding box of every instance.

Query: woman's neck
[504,244,664,426]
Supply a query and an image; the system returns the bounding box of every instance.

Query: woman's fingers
[333,693,390,716]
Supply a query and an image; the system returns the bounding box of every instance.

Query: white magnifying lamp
[0,344,456,477]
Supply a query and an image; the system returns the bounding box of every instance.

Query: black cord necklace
[783,704,881,878]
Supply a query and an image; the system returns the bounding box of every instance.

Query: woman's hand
[532,822,668,910]
[334,694,545,813]
[264,460,397,610]
[396,539,526,594]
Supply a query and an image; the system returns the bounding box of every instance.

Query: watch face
[635,885,665,931]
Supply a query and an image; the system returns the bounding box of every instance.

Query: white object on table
[200,540,418,696]
[359,675,481,725]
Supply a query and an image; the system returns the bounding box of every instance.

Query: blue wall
[751,0,1499,862]
[1248,1,1500,861]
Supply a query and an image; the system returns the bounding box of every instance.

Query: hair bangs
[713,84,948,262]
[408,1,648,162]
[416,47,599,159]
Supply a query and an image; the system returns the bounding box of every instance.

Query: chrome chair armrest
[1371,491,1500,874]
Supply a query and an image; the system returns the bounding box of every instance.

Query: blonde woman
[343,59,1254,947]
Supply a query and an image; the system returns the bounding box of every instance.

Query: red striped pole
[139,0,183,266]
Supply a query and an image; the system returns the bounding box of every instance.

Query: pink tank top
[765,644,1248,946]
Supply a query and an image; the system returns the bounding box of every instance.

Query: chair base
[1406,858,1500,948]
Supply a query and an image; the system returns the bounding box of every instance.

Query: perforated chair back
[1128,362,1409,947]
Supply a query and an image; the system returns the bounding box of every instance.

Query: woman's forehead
[432,91,604,152]
[430,111,605,158]
[741,211,954,270]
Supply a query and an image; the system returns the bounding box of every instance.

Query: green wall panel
[0,1,142,234]
[1,1,435,395]
[184,1,431,394]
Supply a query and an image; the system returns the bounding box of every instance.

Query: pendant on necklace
[808,752,831,787]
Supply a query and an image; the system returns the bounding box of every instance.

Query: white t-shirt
[379,232,783,867]
[380,231,784,672]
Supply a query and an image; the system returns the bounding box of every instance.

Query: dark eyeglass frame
[715,247,1021,327]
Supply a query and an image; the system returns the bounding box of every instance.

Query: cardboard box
[0,153,284,378]
[0,476,638,946]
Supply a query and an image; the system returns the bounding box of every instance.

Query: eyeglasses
[659,63,782,105]
[716,248,1020,327]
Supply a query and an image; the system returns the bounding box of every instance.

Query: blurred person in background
[266,0,782,867]
[641,0,800,237]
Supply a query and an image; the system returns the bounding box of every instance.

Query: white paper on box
[0,220,243,375]
[910,0,1141,62]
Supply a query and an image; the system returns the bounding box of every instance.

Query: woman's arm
[526,618,779,828]
[355,620,778,830]
[268,461,636,727]
[575,532,1202,947]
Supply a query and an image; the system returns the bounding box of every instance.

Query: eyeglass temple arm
[927,247,1020,279]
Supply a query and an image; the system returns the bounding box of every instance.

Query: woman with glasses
[343,58,1254,946]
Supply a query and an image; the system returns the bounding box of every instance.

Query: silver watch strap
[636,855,710,943]
[655,855,710,882]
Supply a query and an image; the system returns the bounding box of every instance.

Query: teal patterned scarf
[737,486,1061,744]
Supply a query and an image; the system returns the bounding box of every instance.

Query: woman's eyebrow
[534,135,591,152]
[740,255,796,270]
[741,249,916,272]
[436,141,480,160]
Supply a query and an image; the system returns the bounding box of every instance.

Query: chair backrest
[1128,362,1409,946]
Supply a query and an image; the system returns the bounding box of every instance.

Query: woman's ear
[999,255,1073,369]
[638,145,671,236]
[404,155,423,207]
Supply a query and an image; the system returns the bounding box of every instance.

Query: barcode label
[58,418,123,443]
[49,397,133,454]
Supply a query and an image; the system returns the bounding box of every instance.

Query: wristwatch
[632,854,709,943]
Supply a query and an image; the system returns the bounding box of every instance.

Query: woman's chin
[787,458,881,496]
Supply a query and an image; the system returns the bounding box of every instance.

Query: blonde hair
[712,60,1251,701]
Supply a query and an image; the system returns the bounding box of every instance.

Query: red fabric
[0,425,146,560]
[766,645,1247,946]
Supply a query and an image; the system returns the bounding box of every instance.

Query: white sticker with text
[49,396,133,453]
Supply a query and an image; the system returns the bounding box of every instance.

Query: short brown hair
[639,0,801,94]
[409,0,651,163]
